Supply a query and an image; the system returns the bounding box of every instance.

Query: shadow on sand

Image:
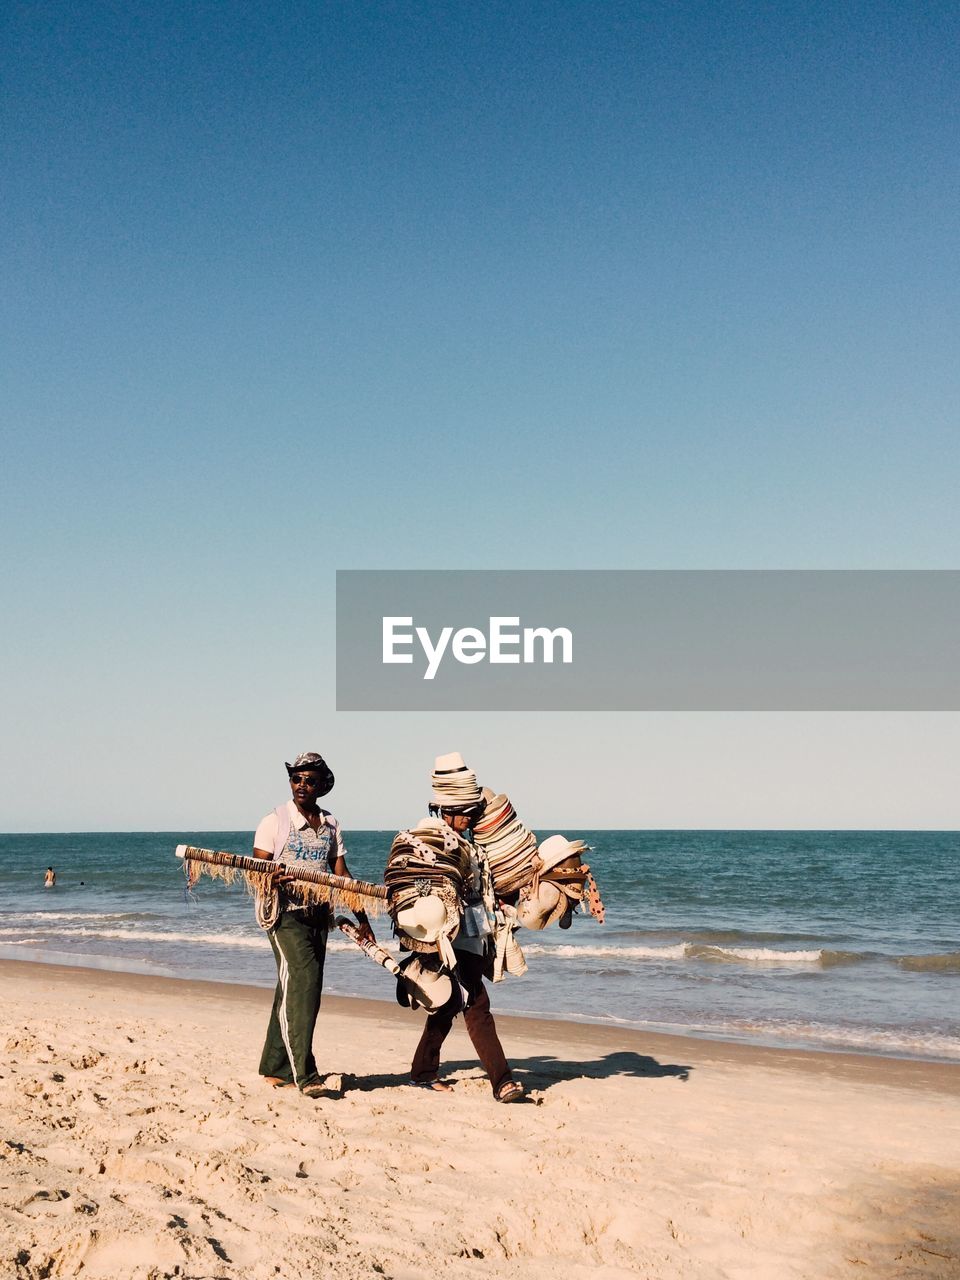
[507,1050,692,1090]
[343,1050,691,1096]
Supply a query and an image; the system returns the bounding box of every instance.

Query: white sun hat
[395,894,449,942]
[537,834,588,872]
[434,751,468,773]
[515,881,565,931]
[396,954,456,1012]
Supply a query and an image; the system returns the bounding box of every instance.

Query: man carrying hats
[409,752,523,1103]
[253,751,373,1099]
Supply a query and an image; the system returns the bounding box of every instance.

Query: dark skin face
[289,770,325,823]
[278,768,373,941]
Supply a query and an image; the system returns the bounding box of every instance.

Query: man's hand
[255,850,295,889]
[264,864,295,889]
[355,918,375,945]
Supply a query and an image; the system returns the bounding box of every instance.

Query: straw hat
[472,788,540,896]
[510,834,593,930]
[412,815,453,838]
[395,894,449,942]
[385,820,471,956]
[395,954,458,1012]
[534,835,591,904]
[515,881,568,931]
[389,883,461,954]
[537,834,586,872]
[431,751,483,810]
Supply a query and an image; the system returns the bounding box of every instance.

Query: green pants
[258,909,328,1090]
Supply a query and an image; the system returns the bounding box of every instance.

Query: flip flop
[495,1080,524,1104]
[408,1079,453,1092]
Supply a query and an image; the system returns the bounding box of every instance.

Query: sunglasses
[290,773,322,785]
[442,803,486,819]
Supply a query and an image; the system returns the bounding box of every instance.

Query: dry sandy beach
[1,960,958,1280]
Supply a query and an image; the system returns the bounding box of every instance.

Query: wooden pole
[175,844,388,902]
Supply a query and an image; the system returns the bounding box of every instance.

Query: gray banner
[335,570,960,711]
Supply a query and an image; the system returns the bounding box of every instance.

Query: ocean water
[1,830,958,1063]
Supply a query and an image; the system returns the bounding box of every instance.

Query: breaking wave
[2,922,958,976]
[897,952,960,974]
[522,941,860,967]
[706,1019,960,1061]
[0,923,383,956]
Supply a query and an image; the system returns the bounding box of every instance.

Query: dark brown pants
[410,949,513,1095]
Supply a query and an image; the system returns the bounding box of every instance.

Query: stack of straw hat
[472,788,540,897]
[430,751,483,810]
[385,818,472,957]
[515,835,592,931]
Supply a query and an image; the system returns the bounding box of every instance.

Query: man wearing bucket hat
[253,751,373,1099]
[408,752,523,1103]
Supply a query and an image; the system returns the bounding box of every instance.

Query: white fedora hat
[395,894,449,942]
[433,751,468,773]
[537,834,586,872]
[396,954,456,1012]
[515,881,565,931]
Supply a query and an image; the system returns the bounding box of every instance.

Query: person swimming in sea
[44,867,56,888]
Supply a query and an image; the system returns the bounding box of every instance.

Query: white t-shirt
[254,799,346,864]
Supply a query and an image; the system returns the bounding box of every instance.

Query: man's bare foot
[262,1075,293,1088]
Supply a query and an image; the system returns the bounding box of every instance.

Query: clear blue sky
[2,2,958,830]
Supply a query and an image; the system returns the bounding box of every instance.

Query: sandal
[495,1080,524,1104]
[408,1079,453,1092]
[301,1081,332,1099]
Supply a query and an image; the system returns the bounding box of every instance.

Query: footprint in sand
[69,1051,104,1070]
[20,1188,73,1217]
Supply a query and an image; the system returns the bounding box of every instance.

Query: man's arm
[254,814,292,885]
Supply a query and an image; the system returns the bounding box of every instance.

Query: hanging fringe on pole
[175,845,389,919]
